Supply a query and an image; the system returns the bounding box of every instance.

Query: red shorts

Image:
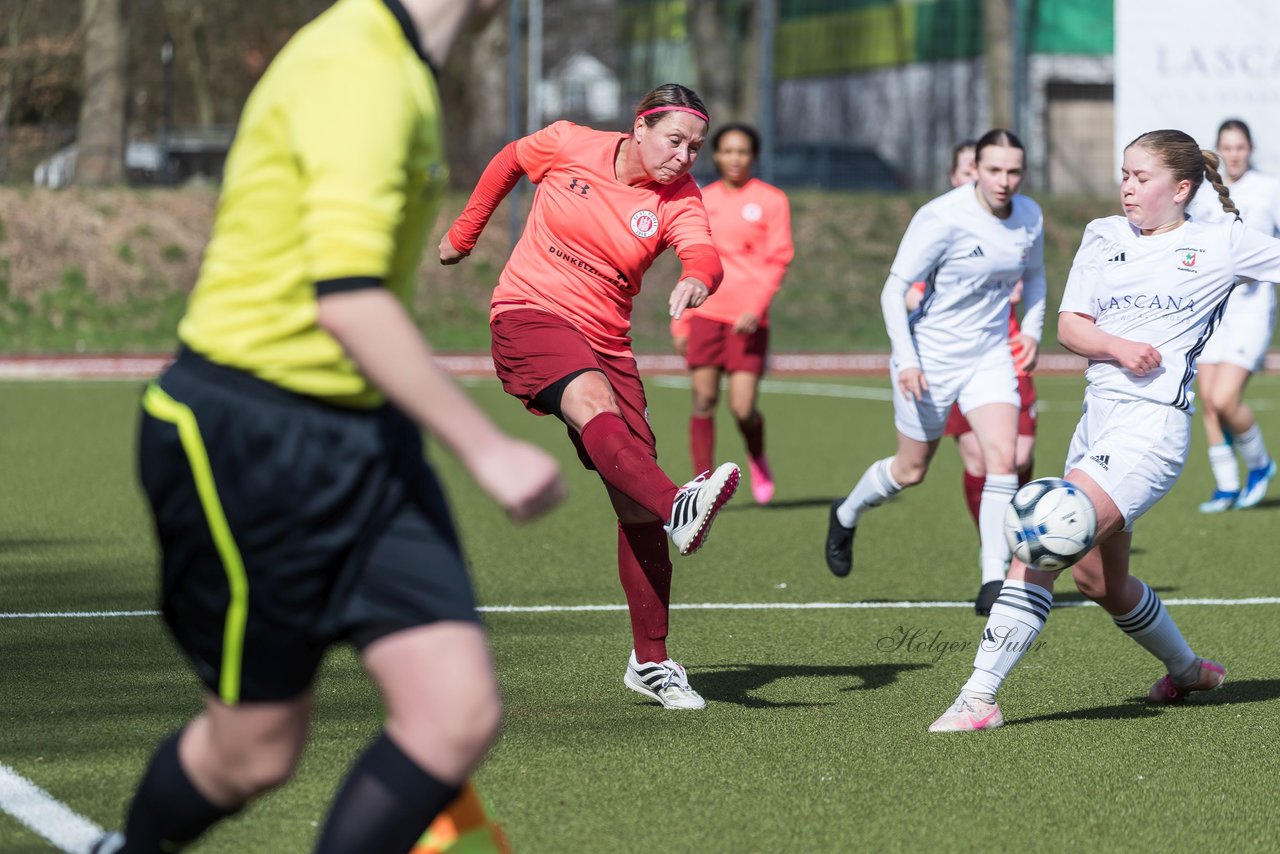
[491,308,656,471]
[944,375,1038,437]
[684,315,769,375]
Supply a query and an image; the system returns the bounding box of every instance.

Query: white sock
[1207,443,1240,492]
[837,457,901,528]
[1235,424,1270,470]
[961,578,1052,700]
[979,473,1018,584]
[1113,580,1198,681]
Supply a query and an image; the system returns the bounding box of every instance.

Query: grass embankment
[0,186,1117,354]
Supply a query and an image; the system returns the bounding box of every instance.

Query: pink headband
[638,106,710,123]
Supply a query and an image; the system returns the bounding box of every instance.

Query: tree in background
[76,0,127,185]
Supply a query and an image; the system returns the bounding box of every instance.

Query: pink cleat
[928,692,1004,732]
[1148,659,1226,704]
[748,455,774,505]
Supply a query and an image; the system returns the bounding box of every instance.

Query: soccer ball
[1003,477,1097,572]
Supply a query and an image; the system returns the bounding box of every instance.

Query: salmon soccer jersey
[887,184,1047,371]
[681,177,792,326]
[1060,215,1280,411]
[468,121,717,356]
[178,0,447,406]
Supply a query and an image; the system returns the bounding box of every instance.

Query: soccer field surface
[3,374,1279,852]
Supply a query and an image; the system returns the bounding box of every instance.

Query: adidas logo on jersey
[1108,251,1126,262]
[969,246,985,258]
[1090,454,1110,471]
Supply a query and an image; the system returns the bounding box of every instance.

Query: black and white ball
[1003,477,1097,572]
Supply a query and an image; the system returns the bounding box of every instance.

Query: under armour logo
[1108,252,1126,262]
[569,177,590,197]
[1090,454,1110,470]
[969,246,985,258]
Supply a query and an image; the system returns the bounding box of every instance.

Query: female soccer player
[440,83,739,711]
[95,2,564,853]
[929,129,1280,732]
[905,139,1041,615]
[825,129,1046,600]
[670,123,794,503]
[1191,119,1279,513]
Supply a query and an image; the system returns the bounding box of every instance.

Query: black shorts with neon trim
[137,348,479,705]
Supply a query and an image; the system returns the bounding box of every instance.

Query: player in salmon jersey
[1188,119,1278,513]
[670,123,794,503]
[825,129,1047,602]
[929,129,1280,732]
[441,84,739,711]
[905,140,1040,616]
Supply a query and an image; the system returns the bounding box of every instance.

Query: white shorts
[892,345,1019,442]
[1199,281,1276,372]
[1063,392,1191,529]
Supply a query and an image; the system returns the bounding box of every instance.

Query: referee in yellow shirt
[94,2,564,852]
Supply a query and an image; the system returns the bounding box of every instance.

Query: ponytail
[1202,149,1239,216]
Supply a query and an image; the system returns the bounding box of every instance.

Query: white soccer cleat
[665,462,740,556]
[928,692,1004,732]
[624,651,706,710]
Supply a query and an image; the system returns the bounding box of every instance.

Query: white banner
[1115,0,1280,178]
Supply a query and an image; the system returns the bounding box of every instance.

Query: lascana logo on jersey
[1176,247,1203,273]
[630,210,659,239]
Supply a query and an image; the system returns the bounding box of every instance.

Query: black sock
[313,733,460,854]
[121,730,239,853]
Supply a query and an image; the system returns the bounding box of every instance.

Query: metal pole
[507,0,523,251]
[1012,0,1026,140]
[758,0,776,184]
[526,0,542,134]
[161,34,174,185]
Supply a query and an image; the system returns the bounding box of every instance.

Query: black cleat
[974,580,1002,616]
[825,499,855,577]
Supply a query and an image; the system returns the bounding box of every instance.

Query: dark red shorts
[944,375,1038,437]
[491,308,656,471]
[684,315,769,375]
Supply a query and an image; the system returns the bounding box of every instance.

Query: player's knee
[895,460,928,487]
[730,405,756,423]
[433,685,504,767]
[692,393,718,417]
[1071,562,1107,602]
[217,742,302,799]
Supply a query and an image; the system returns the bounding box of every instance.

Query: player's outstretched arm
[1058,311,1161,377]
[318,288,565,521]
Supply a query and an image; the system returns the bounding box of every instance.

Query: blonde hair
[1126,129,1238,216]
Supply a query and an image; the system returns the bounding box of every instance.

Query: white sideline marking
[0,764,104,853]
[4,597,1280,621]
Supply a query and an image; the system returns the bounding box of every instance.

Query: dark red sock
[963,471,984,530]
[580,413,680,520]
[690,415,715,476]
[618,521,672,663]
[1018,460,1034,488]
[738,412,765,460]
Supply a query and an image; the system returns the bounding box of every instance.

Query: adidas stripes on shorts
[1063,391,1191,529]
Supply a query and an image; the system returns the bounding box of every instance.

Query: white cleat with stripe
[665,462,740,556]
[624,652,706,710]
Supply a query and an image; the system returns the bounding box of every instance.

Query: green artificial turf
[2,375,1278,852]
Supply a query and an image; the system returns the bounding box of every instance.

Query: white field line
[0,764,103,853]
[4,597,1280,621]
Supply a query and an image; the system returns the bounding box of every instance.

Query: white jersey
[882,183,1047,370]
[1060,215,1280,410]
